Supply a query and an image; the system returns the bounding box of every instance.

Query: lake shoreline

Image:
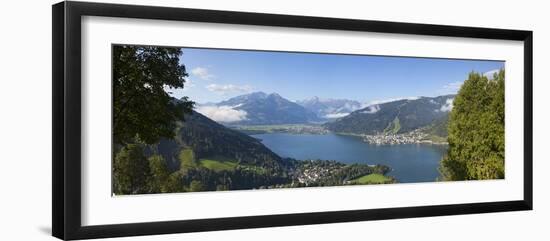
[229,124,449,146]
[252,132,446,183]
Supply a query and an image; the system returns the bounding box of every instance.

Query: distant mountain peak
[247,91,268,98]
[297,97,363,120]
[214,91,320,125]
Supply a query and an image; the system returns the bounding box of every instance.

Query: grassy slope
[350,173,392,184]
[198,156,268,174]
[179,148,197,170]
[199,158,238,172]
[383,116,401,134]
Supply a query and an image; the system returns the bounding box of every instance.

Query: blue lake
[252,133,447,183]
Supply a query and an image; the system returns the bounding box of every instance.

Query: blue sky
[166,47,504,104]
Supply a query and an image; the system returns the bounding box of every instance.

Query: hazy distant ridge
[296,96,363,119]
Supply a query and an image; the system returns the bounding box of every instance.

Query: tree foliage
[113,45,194,145]
[113,144,151,194]
[189,180,205,192]
[148,155,183,193]
[440,70,505,180]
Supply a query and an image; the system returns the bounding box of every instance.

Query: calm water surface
[252,133,447,183]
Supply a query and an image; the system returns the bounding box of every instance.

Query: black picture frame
[52,1,533,240]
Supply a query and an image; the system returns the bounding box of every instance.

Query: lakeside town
[294,160,345,185]
[287,160,393,187]
[361,128,443,145]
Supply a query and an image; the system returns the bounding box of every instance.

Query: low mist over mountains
[323,95,455,135]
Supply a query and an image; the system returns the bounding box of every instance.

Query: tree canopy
[440,70,505,180]
[112,45,194,145]
[113,144,151,194]
[148,155,183,193]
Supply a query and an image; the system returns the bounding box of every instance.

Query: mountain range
[323,95,455,135]
[200,92,320,125]
[296,96,363,119]
[198,92,454,137]
[199,92,368,124]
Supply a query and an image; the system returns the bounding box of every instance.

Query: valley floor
[230,124,448,145]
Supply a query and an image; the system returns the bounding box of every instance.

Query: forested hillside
[324,95,454,135]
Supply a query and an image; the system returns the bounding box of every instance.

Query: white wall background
[0,0,547,240]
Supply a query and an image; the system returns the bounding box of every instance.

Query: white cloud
[163,79,195,98]
[206,84,252,95]
[440,81,463,94]
[191,67,215,80]
[483,69,500,80]
[196,105,248,122]
[362,105,381,114]
[185,78,195,88]
[324,112,350,119]
[364,97,419,107]
[342,102,362,112]
[439,98,454,112]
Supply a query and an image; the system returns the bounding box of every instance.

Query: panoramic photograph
[112,45,505,195]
